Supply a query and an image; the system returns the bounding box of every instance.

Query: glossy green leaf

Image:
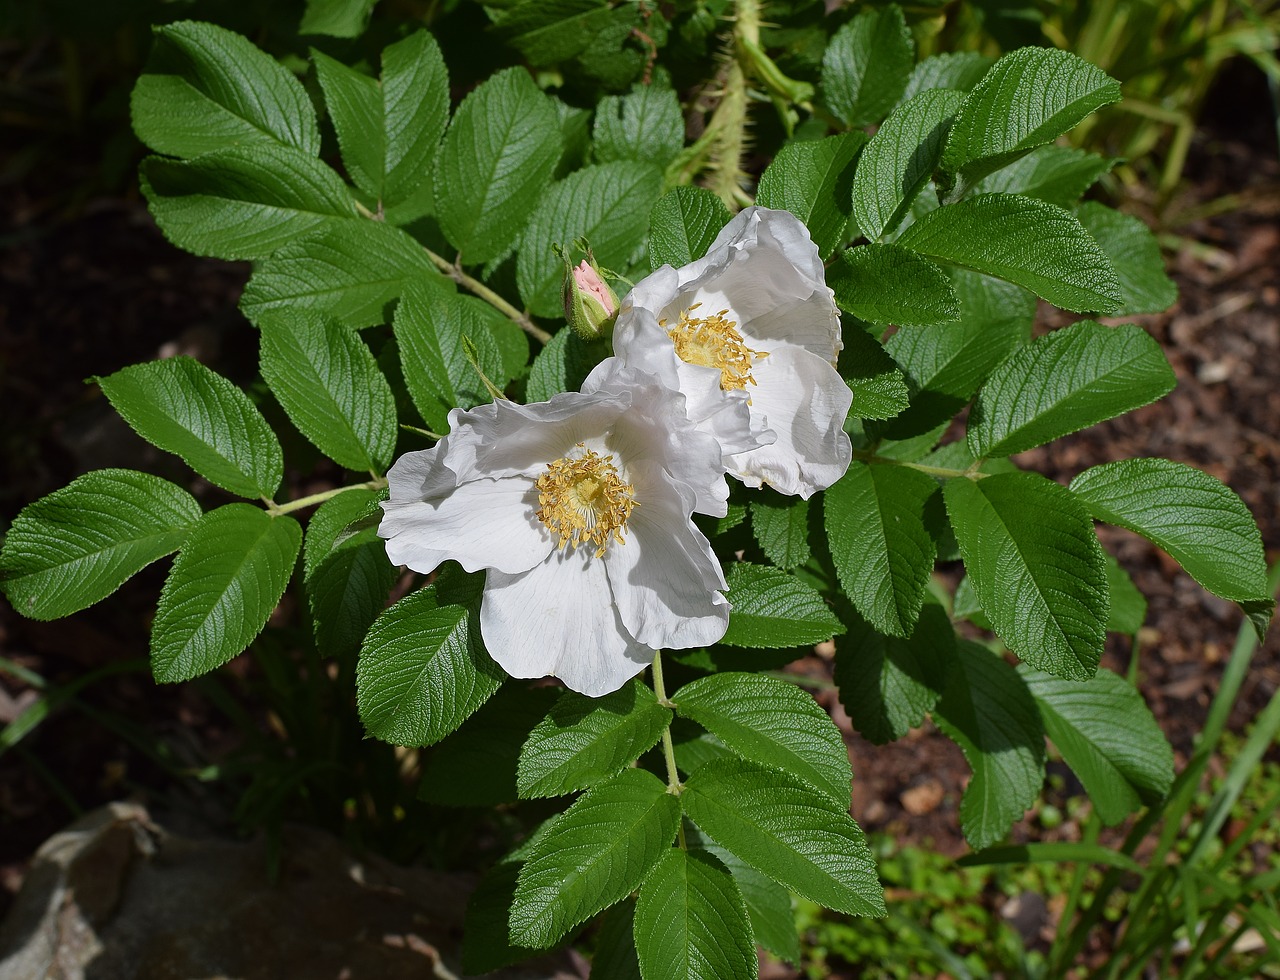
[131,20,320,158]
[1075,202,1177,315]
[681,758,884,916]
[945,472,1108,679]
[392,280,510,432]
[593,900,643,980]
[594,82,684,167]
[899,52,993,103]
[491,0,623,65]
[1021,665,1173,825]
[1104,553,1147,635]
[419,685,560,806]
[940,47,1121,201]
[896,193,1121,313]
[648,187,731,270]
[300,0,377,38]
[826,461,938,637]
[302,488,395,657]
[821,4,914,128]
[835,601,955,744]
[462,860,538,975]
[851,89,965,241]
[517,680,671,798]
[968,320,1175,458]
[524,327,606,402]
[1071,458,1271,617]
[313,31,448,224]
[97,357,283,499]
[634,849,757,980]
[933,640,1045,850]
[829,244,959,327]
[240,220,440,329]
[140,145,354,261]
[972,144,1114,207]
[151,505,301,682]
[510,768,680,948]
[259,312,397,472]
[756,132,866,259]
[840,327,911,421]
[517,160,663,316]
[688,835,801,964]
[750,496,811,570]
[720,563,843,648]
[0,470,201,621]
[434,68,562,264]
[356,586,503,746]
[673,671,851,808]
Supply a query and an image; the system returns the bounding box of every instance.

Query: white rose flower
[614,206,853,498]
[377,371,730,697]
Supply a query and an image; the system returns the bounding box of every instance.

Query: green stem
[424,249,553,345]
[650,652,686,846]
[266,478,388,517]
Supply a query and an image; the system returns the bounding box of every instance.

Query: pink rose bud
[563,255,619,340]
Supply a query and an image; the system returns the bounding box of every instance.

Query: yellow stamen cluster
[535,444,637,558]
[664,303,766,392]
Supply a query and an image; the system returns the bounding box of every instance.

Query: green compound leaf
[945,472,1108,680]
[881,269,1033,439]
[240,219,440,329]
[0,470,201,621]
[393,280,513,433]
[648,187,732,271]
[826,461,938,638]
[258,312,398,473]
[356,586,504,746]
[634,849,758,980]
[829,244,959,327]
[300,0,378,38]
[939,47,1121,202]
[688,836,801,964]
[835,601,955,745]
[524,326,606,402]
[756,132,867,260]
[434,67,562,264]
[750,495,811,570]
[1020,665,1173,825]
[1075,202,1178,315]
[510,768,680,949]
[419,685,561,806]
[681,757,885,917]
[672,671,851,809]
[972,144,1115,207]
[899,51,994,103]
[967,320,1175,458]
[594,81,685,168]
[593,900,643,980]
[851,89,965,242]
[140,145,355,262]
[97,356,283,500]
[131,20,320,159]
[840,327,911,421]
[895,193,1121,313]
[490,0,625,66]
[517,160,663,317]
[821,3,914,128]
[517,680,671,799]
[313,30,449,224]
[463,859,539,975]
[932,640,1046,850]
[1070,459,1271,627]
[720,562,844,648]
[1105,553,1148,635]
[302,488,395,657]
[151,505,301,683]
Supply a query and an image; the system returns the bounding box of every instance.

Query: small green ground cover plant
[1,1,1274,974]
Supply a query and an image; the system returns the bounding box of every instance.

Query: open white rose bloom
[613,206,853,498]
[378,368,730,697]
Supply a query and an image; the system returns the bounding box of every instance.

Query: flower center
[535,444,637,558]
[663,303,765,392]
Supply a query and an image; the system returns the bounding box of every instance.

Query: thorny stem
[650,652,687,848]
[425,249,553,345]
[265,478,388,517]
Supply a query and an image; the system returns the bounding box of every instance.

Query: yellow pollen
[535,444,637,558]
[663,303,766,392]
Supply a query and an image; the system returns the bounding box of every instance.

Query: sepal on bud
[559,243,619,341]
